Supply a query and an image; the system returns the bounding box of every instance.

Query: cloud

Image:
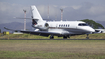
[0,2,30,24]
[0,2,61,23]
[88,6,105,15]
[0,2,105,24]
[71,5,82,10]
[37,5,61,20]
[63,3,105,21]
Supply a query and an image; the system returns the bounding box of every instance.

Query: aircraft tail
[31,5,43,25]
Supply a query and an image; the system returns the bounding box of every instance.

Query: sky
[0,0,105,24]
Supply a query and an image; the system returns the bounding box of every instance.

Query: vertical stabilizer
[31,5,43,23]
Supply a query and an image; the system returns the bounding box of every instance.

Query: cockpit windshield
[78,23,88,26]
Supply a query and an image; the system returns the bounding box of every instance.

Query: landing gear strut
[63,36,67,39]
[50,35,54,39]
[63,35,70,39]
[86,34,89,39]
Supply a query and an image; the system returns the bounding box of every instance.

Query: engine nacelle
[41,23,49,30]
[33,22,49,31]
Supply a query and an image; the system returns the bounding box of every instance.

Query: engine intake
[45,23,49,27]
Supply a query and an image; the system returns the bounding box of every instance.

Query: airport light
[60,9,63,21]
[48,5,49,20]
[23,10,26,31]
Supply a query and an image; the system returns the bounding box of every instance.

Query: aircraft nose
[91,29,95,33]
[77,26,95,33]
[88,27,95,33]
[83,26,95,33]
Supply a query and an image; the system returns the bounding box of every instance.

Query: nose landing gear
[86,34,89,39]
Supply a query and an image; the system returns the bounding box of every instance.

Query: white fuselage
[33,20,95,35]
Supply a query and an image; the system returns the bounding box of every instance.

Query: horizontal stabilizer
[4,27,20,32]
[13,17,32,19]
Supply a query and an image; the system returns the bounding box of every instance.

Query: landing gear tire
[86,37,89,39]
[68,36,70,38]
[63,36,67,39]
[50,35,54,39]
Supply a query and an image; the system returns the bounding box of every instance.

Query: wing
[4,27,84,37]
[4,27,68,37]
[21,30,67,37]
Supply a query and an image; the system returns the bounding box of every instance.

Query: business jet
[5,5,102,39]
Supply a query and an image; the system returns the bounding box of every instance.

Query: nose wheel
[86,34,89,39]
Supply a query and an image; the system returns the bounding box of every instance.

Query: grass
[0,40,105,59]
[0,33,105,39]
[0,51,105,59]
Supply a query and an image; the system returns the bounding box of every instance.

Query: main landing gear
[63,35,70,39]
[50,35,70,39]
[50,35,54,39]
[63,36,67,39]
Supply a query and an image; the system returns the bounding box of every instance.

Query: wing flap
[20,31,49,37]
[20,30,64,37]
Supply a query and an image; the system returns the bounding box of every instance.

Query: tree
[81,19,104,29]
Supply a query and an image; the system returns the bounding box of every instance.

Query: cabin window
[64,25,65,27]
[78,23,88,26]
[59,25,60,27]
[68,25,69,27]
[59,24,70,27]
